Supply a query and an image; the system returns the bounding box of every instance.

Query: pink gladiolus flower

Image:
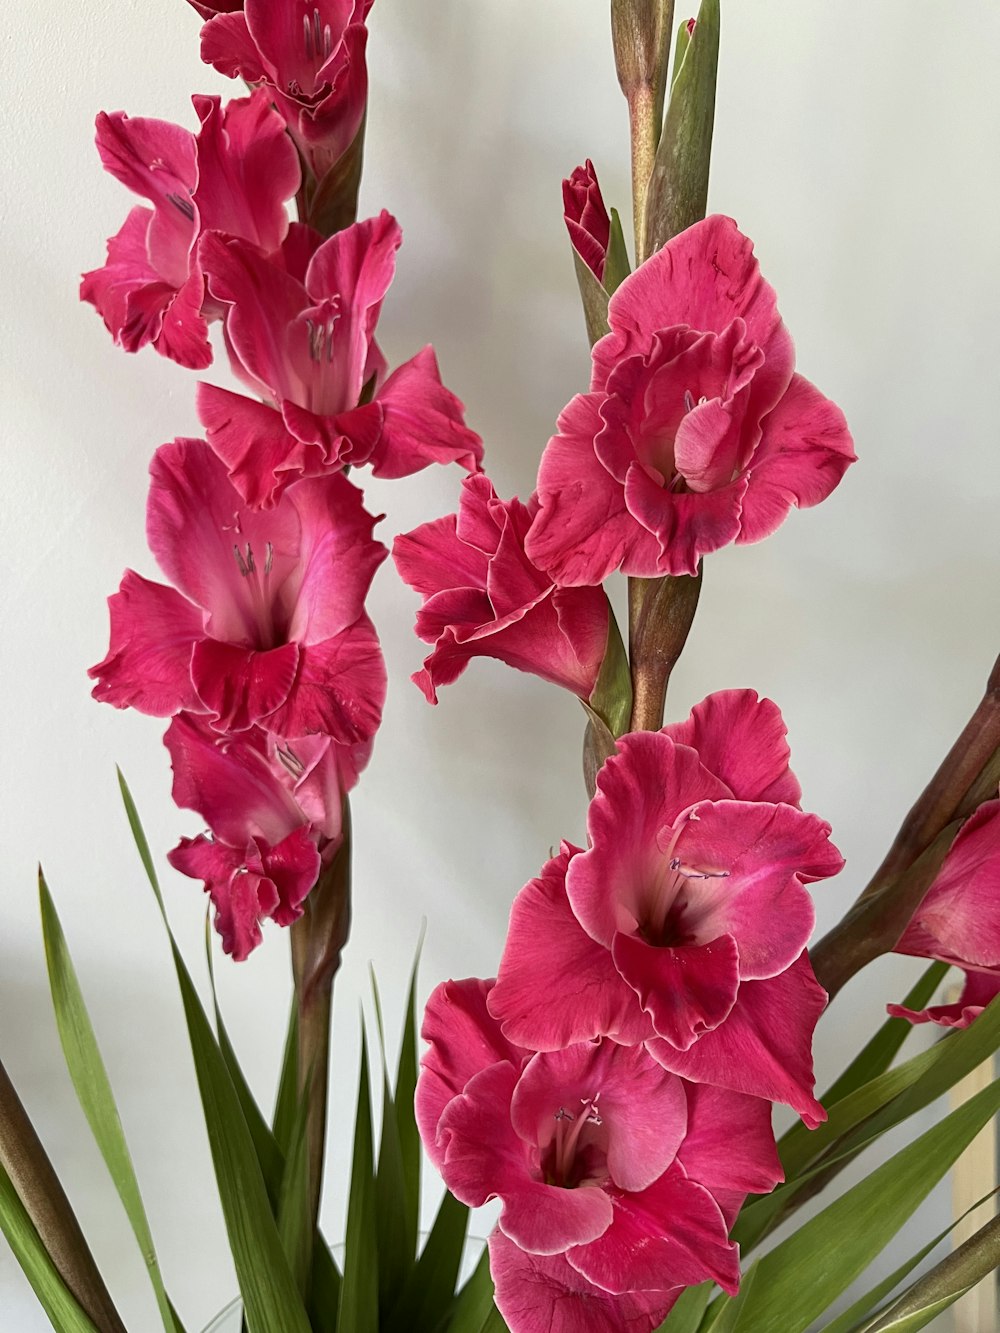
[563,161,611,283]
[392,474,610,704]
[81,91,300,368]
[199,0,372,183]
[489,692,843,1125]
[417,978,781,1333]
[164,712,366,958]
[196,212,483,508]
[89,438,387,743]
[888,799,1000,1028]
[526,215,856,583]
[186,0,242,18]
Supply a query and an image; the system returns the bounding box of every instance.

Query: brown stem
[812,652,1000,999]
[869,1213,1000,1328]
[628,567,702,731]
[0,1059,125,1333]
[290,807,352,1266]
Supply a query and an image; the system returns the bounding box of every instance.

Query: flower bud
[610,0,675,116]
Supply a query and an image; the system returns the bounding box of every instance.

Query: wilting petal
[677,1082,783,1225]
[368,347,484,478]
[89,571,202,716]
[569,1165,739,1296]
[490,1232,680,1333]
[663,689,802,806]
[612,932,740,1051]
[416,978,530,1169]
[650,953,828,1127]
[738,373,855,545]
[511,1042,687,1195]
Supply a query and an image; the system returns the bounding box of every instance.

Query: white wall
[1,1,998,1328]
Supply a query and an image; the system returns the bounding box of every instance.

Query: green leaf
[0,1161,100,1333]
[570,249,611,346]
[38,871,181,1333]
[701,1263,759,1332]
[719,1076,1000,1332]
[587,609,632,740]
[862,1295,962,1332]
[656,1281,713,1331]
[670,16,693,87]
[307,1240,342,1330]
[395,944,423,1257]
[603,208,632,294]
[118,773,312,1333]
[736,989,1000,1251]
[370,972,414,1310]
[644,0,719,251]
[276,1079,313,1295]
[272,1000,299,1161]
[338,1028,378,1333]
[448,1248,505,1333]
[385,1190,469,1333]
[820,1189,998,1332]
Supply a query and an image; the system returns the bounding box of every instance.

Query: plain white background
[2,1,999,1329]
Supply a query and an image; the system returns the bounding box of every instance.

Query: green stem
[0,1058,125,1333]
[627,567,703,731]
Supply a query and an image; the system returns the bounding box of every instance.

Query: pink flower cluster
[418,692,842,1330]
[85,2,482,957]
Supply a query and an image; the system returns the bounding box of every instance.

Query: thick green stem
[869,1213,1000,1329]
[628,567,702,731]
[0,1058,125,1333]
[289,808,352,1271]
[812,652,1000,999]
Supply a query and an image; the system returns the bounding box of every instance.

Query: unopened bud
[611,0,675,114]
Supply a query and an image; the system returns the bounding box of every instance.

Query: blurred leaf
[448,1247,506,1332]
[604,208,632,294]
[0,1162,100,1333]
[656,1281,713,1331]
[395,943,423,1255]
[385,1190,470,1333]
[737,990,1000,1250]
[671,16,693,87]
[700,1263,759,1332]
[118,773,312,1333]
[645,0,719,250]
[862,1295,962,1331]
[308,1241,342,1330]
[276,1081,312,1295]
[820,1187,998,1332]
[39,872,182,1333]
[717,1076,1000,1332]
[570,249,611,346]
[338,1028,378,1333]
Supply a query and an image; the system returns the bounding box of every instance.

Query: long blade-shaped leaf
[338,1028,378,1332]
[720,1077,1000,1332]
[448,1247,505,1333]
[39,872,182,1333]
[272,1000,299,1160]
[118,773,311,1333]
[370,973,413,1310]
[0,1162,100,1333]
[656,1281,713,1331]
[385,1190,469,1333]
[395,945,423,1261]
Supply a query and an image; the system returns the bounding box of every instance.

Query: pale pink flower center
[644,814,730,947]
[232,540,282,648]
[542,1096,605,1189]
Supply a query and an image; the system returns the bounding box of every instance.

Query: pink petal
[622,460,746,577]
[526,393,661,587]
[416,978,530,1170]
[612,932,741,1050]
[510,1042,687,1194]
[164,713,305,846]
[663,689,802,806]
[146,269,212,370]
[199,11,267,83]
[490,1232,679,1333]
[738,373,856,545]
[595,215,793,420]
[568,733,730,947]
[191,90,300,254]
[650,952,828,1127]
[888,968,1000,1030]
[244,0,355,102]
[368,346,483,478]
[439,1064,614,1253]
[563,160,611,283]
[198,385,308,509]
[89,571,202,716]
[677,1082,783,1226]
[81,207,158,347]
[191,638,300,732]
[264,616,386,743]
[487,849,648,1052]
[568,1165,739,1296]
[393,513,491,599]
